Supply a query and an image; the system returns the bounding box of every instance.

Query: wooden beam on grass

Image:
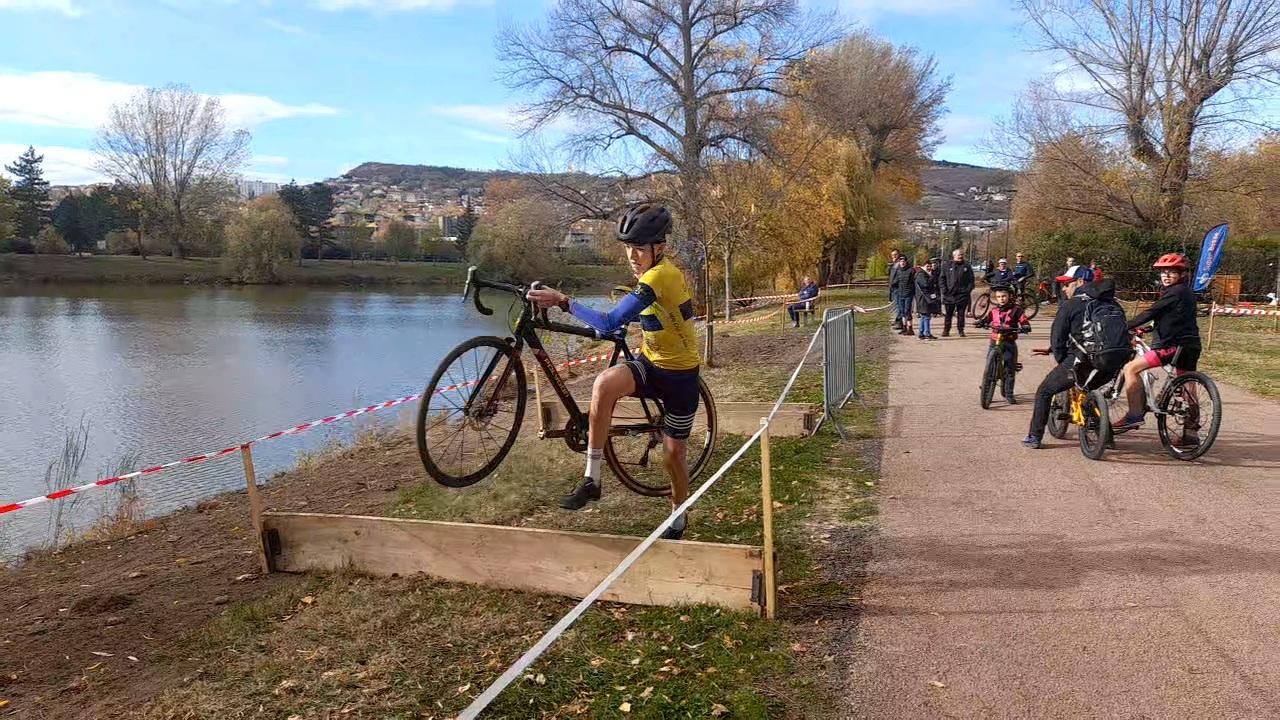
[261,512,763,611]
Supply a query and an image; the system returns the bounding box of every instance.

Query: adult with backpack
[1022,266,1125,449]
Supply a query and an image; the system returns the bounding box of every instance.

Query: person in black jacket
[1023,265,1096,448]
[887,248,903,330]
[1111,253,1202,435]
[939,248,975,337]
[914,258,941,339]
[892,255,915,336]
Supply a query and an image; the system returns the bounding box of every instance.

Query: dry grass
[1199,316,1280,398]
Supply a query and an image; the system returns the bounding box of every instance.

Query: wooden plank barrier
[539,399,815,438]
[261,512,764,612]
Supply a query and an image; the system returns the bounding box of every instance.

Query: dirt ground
[0,306,861,719]
[845,327,1280,718]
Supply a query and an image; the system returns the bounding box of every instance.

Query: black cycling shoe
[559,478,601,510]
[660,512,687,540]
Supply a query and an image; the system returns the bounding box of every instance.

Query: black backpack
[1073,298,1129,372]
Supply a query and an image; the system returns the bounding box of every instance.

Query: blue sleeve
[569,283,657,334]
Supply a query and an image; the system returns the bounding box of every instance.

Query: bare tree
[499,0,839,304]
[1017,0,1280,230]
[803,32,951,177]
[94,85,250,258]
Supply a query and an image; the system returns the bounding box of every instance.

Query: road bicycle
[415,267,718,496]
[972,278,1049,321]
[979,329,1026,409]
[1099,330,1221,461]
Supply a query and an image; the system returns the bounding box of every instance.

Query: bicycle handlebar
[462,267,628,343]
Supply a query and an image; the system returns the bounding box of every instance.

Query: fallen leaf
[301,596,316,605]
[456,683,471,695]
[127,656,139,662]
[534,673,546,685]
[0,700,9,709]
[711,703,729,716]
[618,702,632,713]
[630,657,641,666]
[790,642,808,653]
[928,680,946,689]
[235,574,255,582]
[679,614,691,622]
[589,657,605,667]
[91,651,113,657]
[640,686,654,699]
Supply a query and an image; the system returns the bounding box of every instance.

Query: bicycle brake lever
[529,280,551,325]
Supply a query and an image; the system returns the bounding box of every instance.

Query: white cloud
[0,0,80,16]
[314,0,477,11]
[460,129,511,144]
[0,71,339,131]
[427,104,518,130]
[263,18,308,35]
[938,114,994,147]
[0,144,105,185]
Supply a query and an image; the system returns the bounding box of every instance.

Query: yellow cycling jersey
[634,258,701,371]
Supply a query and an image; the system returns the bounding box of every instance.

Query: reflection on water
[0,283,525,559]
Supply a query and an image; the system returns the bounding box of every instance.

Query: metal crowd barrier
[819,308,859,437]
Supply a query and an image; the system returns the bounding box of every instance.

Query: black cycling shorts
[623,354,700,440]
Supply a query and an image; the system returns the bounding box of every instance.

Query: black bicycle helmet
[989,282,1011,292]
[615,203,672,245]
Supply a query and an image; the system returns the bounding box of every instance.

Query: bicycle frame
[463,268,664,448]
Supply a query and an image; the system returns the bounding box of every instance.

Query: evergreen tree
[5,146,51,240]
[455,196,478,258]
[0,177,17,247]
[277,180,335,262]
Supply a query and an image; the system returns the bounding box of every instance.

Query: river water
[0,283,549,559]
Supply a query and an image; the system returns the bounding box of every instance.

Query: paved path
[847,329,1280,719]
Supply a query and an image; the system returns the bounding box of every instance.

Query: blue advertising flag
[1193,223,1229,292]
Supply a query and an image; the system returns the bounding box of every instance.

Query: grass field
[130,302,890,719]
[1199,315,1280,399]
[0,253,629,290]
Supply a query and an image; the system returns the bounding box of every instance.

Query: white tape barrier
[457,312,839,719]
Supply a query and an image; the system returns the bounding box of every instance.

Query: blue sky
[1,0,1057,185]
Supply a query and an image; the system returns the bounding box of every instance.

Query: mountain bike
[415,267,718,496]
[1031,350,1112,459]
[1100,329,1221,461]
[972,279,1044,322]
[979,330,1026,409]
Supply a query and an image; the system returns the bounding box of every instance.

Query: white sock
[584,448,603,482]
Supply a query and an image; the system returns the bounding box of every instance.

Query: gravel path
[847,330,1280,719]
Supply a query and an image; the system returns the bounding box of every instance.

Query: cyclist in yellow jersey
[527,204,699,539]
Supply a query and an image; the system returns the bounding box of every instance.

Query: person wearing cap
[1022,264,1096,448]
[1055,256,1077,304]
[939,247,975,337]
[986,258,1014,286]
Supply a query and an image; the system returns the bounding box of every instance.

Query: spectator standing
[789,275,820,328]
[1090,260,1103,282]
[1013,252,1034,293]
[940,248,976,337]
[914,258,941,340]
[892,255,915,336]
[888,249,903,330]
[987,258,1014,285]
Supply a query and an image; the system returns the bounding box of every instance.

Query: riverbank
[0,297,890,719]
[0,253,629,291]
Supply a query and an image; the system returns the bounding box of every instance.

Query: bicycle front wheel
[1078,389,1111,460]
[605,377,718,497]
[1157,372,1221,461]
[980,349,998,409]
[416,336,527,488]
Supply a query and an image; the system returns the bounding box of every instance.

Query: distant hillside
[901,162,1018,221]
[340,163,522,190]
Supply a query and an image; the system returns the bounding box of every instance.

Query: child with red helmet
[1111,253,1202,442]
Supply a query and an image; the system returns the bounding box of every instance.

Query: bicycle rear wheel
[1021,291,1040,320]
[972,293,991,319]
[1078,389,1111,460]
[1157,372,1221,461]
[1046,391,1069,439]
[980,349,998,409]
[605,377,718,497]
[416,336,526,488]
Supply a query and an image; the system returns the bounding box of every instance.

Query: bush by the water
[468,198,561,284]
[225,196,301,283]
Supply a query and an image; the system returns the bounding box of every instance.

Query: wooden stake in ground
[759,417,776,620]
[1206,303,1217,352]
[240,444,268,573]
[703,323,715,368]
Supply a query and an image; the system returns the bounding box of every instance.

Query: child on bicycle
[527,203,700,539]
[1111,253,1202,442]
[987,283,1031,403]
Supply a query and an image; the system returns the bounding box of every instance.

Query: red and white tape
[1212,303,1280,317]
[707,308,783,326]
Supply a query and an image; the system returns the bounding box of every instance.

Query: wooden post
[759,418,776,620]
[240,444,268,573]
[703,323,715,368]
[533,365,545,433]
[1206,303,1217,352]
